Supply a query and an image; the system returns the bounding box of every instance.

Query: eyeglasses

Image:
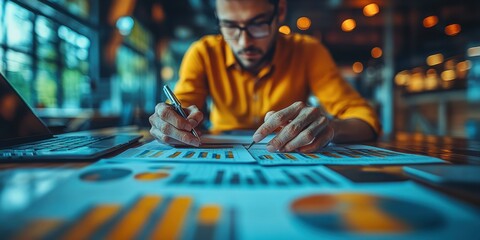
[219,12,277,40]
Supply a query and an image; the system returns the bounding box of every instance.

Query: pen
[163,85,200,140]
[246,141,255,150]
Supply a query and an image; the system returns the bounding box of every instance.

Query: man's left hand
[252,101,334,153]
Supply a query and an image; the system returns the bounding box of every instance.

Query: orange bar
[168,152,181,158]
[150,196,193,239]
[284,153,297,160]
[13,219,63,240]
[61,205,121,240]
[198,205,222,225]
[151,151,165,158]
[106,195,162,240]
[307,154,319,159]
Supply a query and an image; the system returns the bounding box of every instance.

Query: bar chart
[249,144,444,165]
[119,144,256,163]
[11,195,236,240]
[78,162,342,188]
[164,165,339,188]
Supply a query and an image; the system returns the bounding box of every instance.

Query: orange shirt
[174,33,381,134]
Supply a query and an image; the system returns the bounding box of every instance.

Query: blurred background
[0,0,479,139]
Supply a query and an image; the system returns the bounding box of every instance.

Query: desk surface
[1,129,479,239]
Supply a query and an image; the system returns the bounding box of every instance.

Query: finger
[150,127,184,145]
[253,101,306,142]
[267,107,321,152]
[281,116,329,152]
[297,125,335,153]
[155,120,200,147]
[185,105,204,128]
[264,111,275,122]
[155,103,193,131]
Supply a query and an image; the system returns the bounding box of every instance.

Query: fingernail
[185,124,192,131]
[191,139,200,147]
[267,144,276,152]
[253,133,262,142]
[188,119,198,127]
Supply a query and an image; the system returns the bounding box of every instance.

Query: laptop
[0,72,142,162]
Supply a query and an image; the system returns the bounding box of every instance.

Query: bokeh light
[341,19,356,32]
[297,17,311,30]
[363,3,379,17]
[278,25,291,35]
[423,16,438,28]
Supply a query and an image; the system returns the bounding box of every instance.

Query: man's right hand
[149,103,204,146]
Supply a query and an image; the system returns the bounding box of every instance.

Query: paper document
[117,141,256,163]
[248,144,445,165]
[117,141,444,165]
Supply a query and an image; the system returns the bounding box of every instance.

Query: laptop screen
[0,73,52,147]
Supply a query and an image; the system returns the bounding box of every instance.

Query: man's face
[216,0,279,71]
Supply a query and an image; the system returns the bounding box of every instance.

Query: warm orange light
[371,47,383,58]
[395,70,410,86]
[278,25,291,35]
[445,24,461,36]
[441,70,456,81]
[457,60,471,72]
[363,3,379,17]
[426,53,443,66]
[352,62,364,73]
[341,19,356,32]
[457,61,471,79]
[297,17,311,30]
[152,4,165,23]
[425,69,439,90]
[423,16,438,28]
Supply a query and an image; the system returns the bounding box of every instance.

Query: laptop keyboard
[1,136,113,157]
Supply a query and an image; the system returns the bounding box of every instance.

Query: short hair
[213,0,279,8]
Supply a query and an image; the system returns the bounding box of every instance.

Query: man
[149,0,381,153]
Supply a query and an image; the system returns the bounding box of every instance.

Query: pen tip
[246,141,255,150]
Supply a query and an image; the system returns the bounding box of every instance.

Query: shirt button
[253,116,260,124]
[253,94,258,101]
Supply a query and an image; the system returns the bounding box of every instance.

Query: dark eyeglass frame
[216,7,278,40]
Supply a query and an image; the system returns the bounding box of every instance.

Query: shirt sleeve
[174,40,209,110]
[306,39,382,136]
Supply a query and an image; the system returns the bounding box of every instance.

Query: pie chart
[80,168,132,182]
[290,193,444,233]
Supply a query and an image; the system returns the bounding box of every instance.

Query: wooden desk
[1,130,479,238]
